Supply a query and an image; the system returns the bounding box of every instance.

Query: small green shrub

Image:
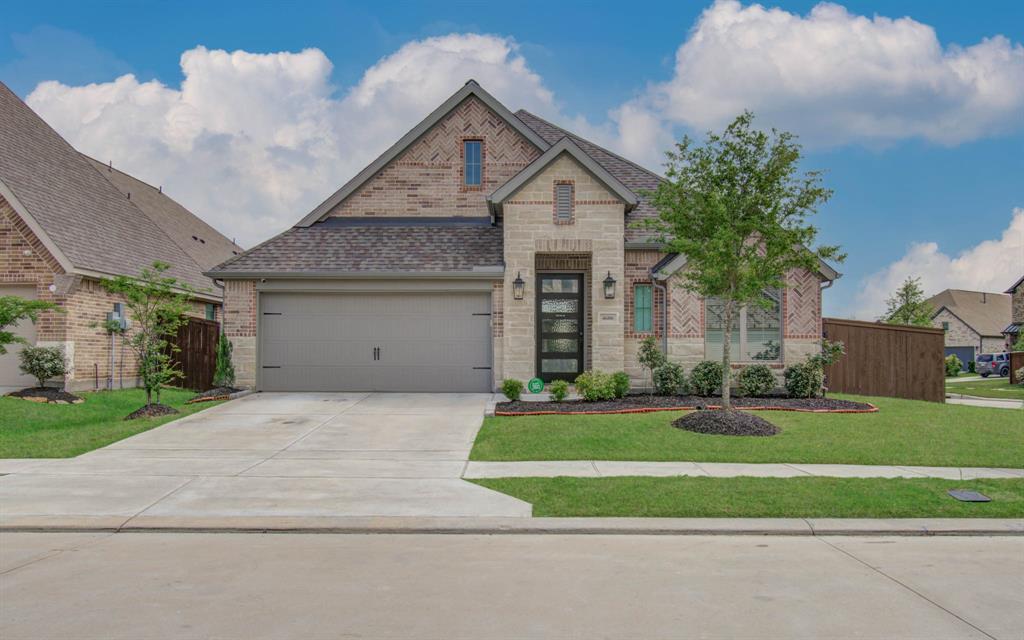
[967,359,976,374]
[689,360,723,396]
[737,364,775,397]
[1015,367,1024,387]
[574,371,617,401]
[784,362,824,398]
[501,378,524,401]
[637,336,666,391]
[18,345,66,388]
[944,354,962,377]
[652,361,685,395]
[212,332,235,388]
[611,371,631,398]
[549,379,570,402]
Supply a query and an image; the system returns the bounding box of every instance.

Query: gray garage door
[0,285,39,389]
[945,346,975,371]
[259,291,492,392]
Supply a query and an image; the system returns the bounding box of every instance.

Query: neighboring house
[927,289,1011,369]
[0,82,242,391]
[1005,274,1024,348]
[209,80,839,392]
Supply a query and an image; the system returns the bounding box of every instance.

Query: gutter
[651,267,669,355]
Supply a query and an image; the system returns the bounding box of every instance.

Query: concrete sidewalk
[463,460,1024,479]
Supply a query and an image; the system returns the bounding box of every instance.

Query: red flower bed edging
[495,403,879,417]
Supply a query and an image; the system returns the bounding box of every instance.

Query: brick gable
[329,95,541,218]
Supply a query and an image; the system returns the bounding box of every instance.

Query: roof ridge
[515,109,664,182]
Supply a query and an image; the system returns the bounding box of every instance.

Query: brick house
[0,82,241,391]
[1004,274,1024,348]
[927,289,1012,369]
[210,80,839,392]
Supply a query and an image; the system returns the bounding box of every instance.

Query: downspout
[651,269,669,355]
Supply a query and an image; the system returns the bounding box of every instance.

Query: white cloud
[848,208,1024,320]
[623,0,1024,148]
[27,35,559,246]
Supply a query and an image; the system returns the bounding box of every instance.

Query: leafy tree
[647,111,842,409]
[212,331,236,388]
[881,277,934,326]
[636,336,666,394]
[0,296,58,355]
[1013,334,1024,352]
[101,262,192,407]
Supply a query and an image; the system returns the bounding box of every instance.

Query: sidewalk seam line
[120,476,199,527]
[816,537,998,640]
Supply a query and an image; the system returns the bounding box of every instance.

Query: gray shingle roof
[208,219,502,276]
[927,289,1012,338]
[0,82,232,296]
[515,110,664,242]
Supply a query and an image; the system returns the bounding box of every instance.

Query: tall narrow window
[463,140,482,186]
[555,182,573,222]
[634,284,653,332]
[205,303,216,321]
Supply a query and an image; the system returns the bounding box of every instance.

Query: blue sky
[2,0,1022,317]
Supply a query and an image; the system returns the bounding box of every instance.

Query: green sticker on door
[527,378,544,394]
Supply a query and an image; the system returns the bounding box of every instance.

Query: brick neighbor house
[927,289,1012,369]
[1004,274,1024,348]
[0,82,241,391]
[209,80,839,392]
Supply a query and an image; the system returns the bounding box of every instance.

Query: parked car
[976,353,1010,377]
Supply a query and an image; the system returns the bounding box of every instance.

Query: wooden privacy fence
[168,317,219,391]
[822,317,945,403]
[1011,352,1024,385]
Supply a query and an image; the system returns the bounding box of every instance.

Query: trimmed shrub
[967,359,976,374]
[574,371,618,401]
[212,332,236,388]
[784,362,825,398]
[652,361,685,395]
[737,364,775,397]
[549,379,570,402]
[689,360,724,397]
[611,371,631,398]
[18,345,66,388]
[944,354,962,378]
[1016,367,1024,387]
[501,378,524,401]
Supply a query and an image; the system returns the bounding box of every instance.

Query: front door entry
[537,274,584,382]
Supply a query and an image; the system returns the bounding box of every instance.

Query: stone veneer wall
[501,153,625,382]
[1013,286,1024,324]
[932,309,979,352]
[328,96,540,218]
[222,279,257,388]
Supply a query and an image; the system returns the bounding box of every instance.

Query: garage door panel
[0,285,39,388]
[259,291,492,392]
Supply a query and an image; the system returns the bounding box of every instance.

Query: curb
[2,516,1020,536]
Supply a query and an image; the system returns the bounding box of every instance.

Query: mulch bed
[124,403,179,420]
[672,410,781,437]
[187,386,243,404]
[495,394,877,416]
[5,387,84,404]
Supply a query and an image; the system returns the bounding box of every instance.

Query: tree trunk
[721,300,735,411]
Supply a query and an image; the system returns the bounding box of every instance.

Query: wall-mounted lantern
[513,272,526,300]
[603,271,617,299]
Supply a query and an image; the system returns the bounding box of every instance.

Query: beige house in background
[0,82,241,391]
[210,80,839,392]
[927,289,1011,369]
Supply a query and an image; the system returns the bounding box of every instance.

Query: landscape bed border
[494,403,879,417]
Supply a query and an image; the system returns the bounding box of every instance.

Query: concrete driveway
[0,392,530,525]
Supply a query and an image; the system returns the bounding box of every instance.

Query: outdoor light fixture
[513,272,525,300]
[603,271,616,299]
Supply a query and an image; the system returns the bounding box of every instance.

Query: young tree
[0,296,58,355]
[647,111,842,410]
[212,331,236,389]
[881,277,934,326]
[101,262,192,408]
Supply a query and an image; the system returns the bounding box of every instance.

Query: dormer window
[463,140,482,186]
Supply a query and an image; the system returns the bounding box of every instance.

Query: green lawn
[0,388,222,458]
[471,395,1024,468]
[472,477,1024,518]
[946,377,1024,400]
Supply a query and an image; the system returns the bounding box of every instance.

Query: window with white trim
[705,290,782,361]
